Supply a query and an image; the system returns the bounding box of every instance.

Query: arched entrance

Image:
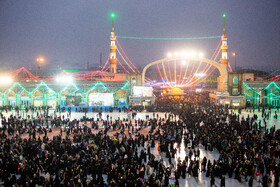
[7,90,16,106]
[20,90,30,107]
[33,90,43,106]
[114,89,127,105]
[142,57,228,92]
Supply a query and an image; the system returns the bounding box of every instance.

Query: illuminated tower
[109,13,117,74]
[220,14,228,70]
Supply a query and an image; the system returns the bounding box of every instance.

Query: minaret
[109,13,117,74]
[220,14,228,70]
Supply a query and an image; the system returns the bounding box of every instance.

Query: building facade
[0,79,131,109]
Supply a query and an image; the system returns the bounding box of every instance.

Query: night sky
[0,0,279,72]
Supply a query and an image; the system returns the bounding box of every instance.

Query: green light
[264,67,280,79]
[111,13,115,18]
[6,82,30,95]
[222,14,226,18]
[31,81,56,94]
[116,35,221,40]
[243,81,260,95]
[121,81,129,90]
[263,81,280,90]
[87,82,111,93]
[60,83,83,94]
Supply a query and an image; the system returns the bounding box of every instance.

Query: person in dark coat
[210,175,215,186]
[248,176,253,187]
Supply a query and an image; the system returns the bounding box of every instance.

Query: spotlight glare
[167,53,173,58]
[55,75,73,84]
[191,51,197,57]
[0,75,13,85]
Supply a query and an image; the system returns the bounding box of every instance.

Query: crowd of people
[0,92,279,186]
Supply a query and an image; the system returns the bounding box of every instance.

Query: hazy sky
[0,0,279,72]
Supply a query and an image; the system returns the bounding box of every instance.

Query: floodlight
[167,53,173,58]
[55,75,73,84]
[0,75,13,86]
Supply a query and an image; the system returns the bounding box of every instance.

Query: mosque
[0,14,279,109]
[0,16,152,110]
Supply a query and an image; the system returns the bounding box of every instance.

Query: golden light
[232,52,237,56]
[37,57,45,63]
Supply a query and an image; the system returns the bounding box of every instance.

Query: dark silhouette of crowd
[0,92,279,186]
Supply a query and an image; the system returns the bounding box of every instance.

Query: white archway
[142,57,228,92]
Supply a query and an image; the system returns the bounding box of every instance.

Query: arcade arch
[142,57,228,92]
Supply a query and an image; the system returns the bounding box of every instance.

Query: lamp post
[37,57,45,70]
[232,52,238,71]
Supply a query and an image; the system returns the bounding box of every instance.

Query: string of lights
[182,63,195,85]
[116,48,136,73]
[115,39,140,73]
[101,57,110,71]
[192,47,222,83]
[214,48,221,61]
[116,35,221,40]
[186,60,203,85]
[211,39,222,59]
[168,61,172,83]
[161,62,169,83]
[156,64,165,84]
[200,39,222,73]
[228,62,233,72]
[264,68,280,79]
[12,67,39,81]
[105,66,110,72]
[145,77,153,83]
[117,60,130,74]
[178,62,183,85]
[180,61,189,85]
[191,47,222,85]
[191,64,214,85]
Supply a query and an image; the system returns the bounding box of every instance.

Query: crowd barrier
[59,105,129,112]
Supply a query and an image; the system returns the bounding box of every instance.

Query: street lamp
[232,52,238,71]
[37,57,45,70]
